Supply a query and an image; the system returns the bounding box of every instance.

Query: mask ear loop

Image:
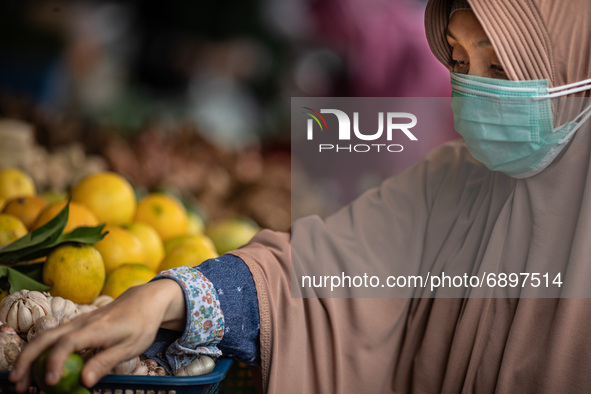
[548,77,591,93]
[546,78,591,99]
[558,103,591,144]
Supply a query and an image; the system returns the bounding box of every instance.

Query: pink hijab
[233,0,591,392]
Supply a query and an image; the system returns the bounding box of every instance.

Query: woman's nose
[467,58,493,78]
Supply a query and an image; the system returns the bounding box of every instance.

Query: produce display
[0,99,298,393]
[0,103,292,232]
[0,164,262,388]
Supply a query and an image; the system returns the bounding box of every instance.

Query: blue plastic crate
[0,358,233,394]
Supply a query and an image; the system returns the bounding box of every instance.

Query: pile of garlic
[0,290,113,371]
[0,290,216,377]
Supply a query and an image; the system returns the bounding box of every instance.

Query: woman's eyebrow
[445,28,457,41]
[475,39,492,48]
[445,27,492,48]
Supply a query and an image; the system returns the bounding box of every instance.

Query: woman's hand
[8,279,186,393]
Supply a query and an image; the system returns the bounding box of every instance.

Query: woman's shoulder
[379,138,506,204]
[424,138,480,168]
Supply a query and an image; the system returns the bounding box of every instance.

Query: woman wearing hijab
[10,0,591,393]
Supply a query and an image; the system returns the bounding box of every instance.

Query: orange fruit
[93,224,146,273]
[33,201,99,233]
[0,213,28,246]
[163,233,217,254]
[124,221,165,271]
[101,263,156,298]
[159,237,218,271]
[2,195,47,230]
[0,167,35,201]
[71,171,136,225]
[134,193,188,241]
[43,244,106,304]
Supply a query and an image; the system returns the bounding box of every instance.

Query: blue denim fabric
[198,254,261,366]
[144,254,260,372]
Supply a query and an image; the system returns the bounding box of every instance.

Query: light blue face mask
[450,72,591,178]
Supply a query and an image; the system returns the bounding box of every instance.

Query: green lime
[33,348,88,394]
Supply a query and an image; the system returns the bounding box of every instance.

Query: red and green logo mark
[302,107,328,132]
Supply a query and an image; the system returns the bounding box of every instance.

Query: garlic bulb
[80,348,99,363]
[151,366,169,376]
[0,332,21,370]
[0,322,22,347]
[132,362,149,376]
[144,359,159,369]
[112,356,141,375]
[76,304,98,314]
[26,315,69,343]
[136,359,171,376]
[92,295,114,308]
[48,296,79,320]
[174,356,216,376]
[0,290,51,333]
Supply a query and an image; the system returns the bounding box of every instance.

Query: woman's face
[446,10,508,79]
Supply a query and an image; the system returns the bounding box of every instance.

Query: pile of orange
[0,166,261,305]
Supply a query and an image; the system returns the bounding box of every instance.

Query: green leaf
[12,262,45,283]
[0,201,69,254]
[0,225,108,264]
[57,224,108,245]
[0,202,108,265]
[0,266,50,293]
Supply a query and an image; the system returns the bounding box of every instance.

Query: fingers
[8,281,178,393]
[9,322,72,392]
[9,311,112,391]
[81,346,133,387]
[44,329,91,385]
[9,364,31,394]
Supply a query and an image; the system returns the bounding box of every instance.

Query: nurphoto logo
[303,107,418,153]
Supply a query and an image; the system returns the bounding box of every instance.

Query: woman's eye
[452,59,469,73]
[491,64,506,74]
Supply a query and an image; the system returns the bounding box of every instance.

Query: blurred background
[0,0,455,233]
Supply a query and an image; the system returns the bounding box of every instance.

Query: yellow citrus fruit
[0,213,28,246]
[134,193,188,241]
[159,238,218,271]
[0,167,35,201]
[124,222,165,271]
[163,233,217,254]
[205,218,260,254]
[2,195,48,230]
[71,171,137,225]
[33,201,99,233]
[43,244,106,304]
[40,190,68,204]
[94,225,146,273]
[101,263,156,298]
[186,211,205,235]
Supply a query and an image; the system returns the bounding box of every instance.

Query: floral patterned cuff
[152,266,224,373]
